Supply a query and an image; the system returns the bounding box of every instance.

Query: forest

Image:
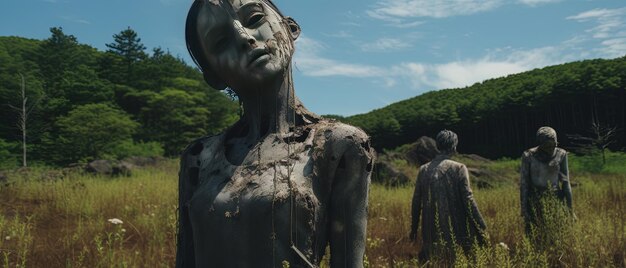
[343,56,626,158]
[0,27,238,168]
[1,27,625,168]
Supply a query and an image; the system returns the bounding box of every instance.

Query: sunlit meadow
[1,153,624,267]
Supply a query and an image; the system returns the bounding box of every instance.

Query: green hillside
[344,56,626,158]
[0,28,238,167]
[1,27,624,167]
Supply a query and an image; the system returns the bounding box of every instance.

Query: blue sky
[1,0,625,116]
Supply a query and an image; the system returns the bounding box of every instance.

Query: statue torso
[182,125,329,268]
[526,147,566,190]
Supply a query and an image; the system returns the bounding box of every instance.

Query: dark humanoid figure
[520,126,573,235]
[176,0,375,267]
[410,130,487,261]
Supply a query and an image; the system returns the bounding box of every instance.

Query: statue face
[538,139,557,155]
[195,0,296,92]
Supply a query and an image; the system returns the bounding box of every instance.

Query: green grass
[0,154,624,267]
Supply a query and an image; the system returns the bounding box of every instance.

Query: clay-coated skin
[520,138,573,234]
[410,152,487,261]
[176,1,375,267]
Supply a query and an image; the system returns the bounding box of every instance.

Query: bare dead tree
[567,118,618,165]
[8,74,41,167]
[590,119,617,164]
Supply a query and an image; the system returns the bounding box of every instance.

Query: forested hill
[343,56,626,158]
[0,28,238,167]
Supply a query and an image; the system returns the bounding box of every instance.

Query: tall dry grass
[0,153,624,267]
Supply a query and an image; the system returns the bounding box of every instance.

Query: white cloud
[517,0,561,7]
[361,38,412,52]
[567,7,626,58]
[59,16,91,25]
[367,0,503,20]
[600,38,626,58]
[295,36,570,92]
[294,36,387,78]
[566,8,625,21]
[325,31,353,39]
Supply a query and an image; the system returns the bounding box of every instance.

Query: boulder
[405,136,439,166]
[373,160,410,186]
[464,154,492,163]
[85,160,132,176]
[122,156,163,167]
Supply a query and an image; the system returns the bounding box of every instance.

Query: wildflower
[498,242,509,251]
[108,218,123,225]
[4,236,10,241]
[121,228,127,233]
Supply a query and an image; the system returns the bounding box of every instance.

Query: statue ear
[284,17,301,40]
[203,72,227,91]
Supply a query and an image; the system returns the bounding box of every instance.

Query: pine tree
[105,27,147,84]
[38,27,79,90]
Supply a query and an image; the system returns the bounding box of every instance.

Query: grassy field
[0,152,624,267]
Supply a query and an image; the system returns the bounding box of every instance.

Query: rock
[464,154,492,163]
[40,170,65,181]
[467,167,497,189]
[117,161,135,175]
[85,160,114,175]
[85,160,132,176]
[122,156,162,167]
[373,160,410,186]
[405,136,439,166]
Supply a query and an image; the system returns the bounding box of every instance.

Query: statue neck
[238,68,296,143]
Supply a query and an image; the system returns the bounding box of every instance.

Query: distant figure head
[185,0,301,91]
[436,130,458,154]
[536,126,557,155]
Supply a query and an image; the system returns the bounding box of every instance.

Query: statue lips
[247,48,270,68]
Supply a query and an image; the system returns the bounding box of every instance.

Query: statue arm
[560,152,573,211]
[410,168,423,240]
[520,152,531,221]
[459,165,486,231]
[176,146,198,268]
[325,126,374,268]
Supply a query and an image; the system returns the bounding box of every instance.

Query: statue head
[185,0,301,93]
[536,126,557,155]
[436,130,458,154]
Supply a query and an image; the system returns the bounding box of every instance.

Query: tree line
[0,27,238,168]
[1,27,624,167]
[342,56,626,159]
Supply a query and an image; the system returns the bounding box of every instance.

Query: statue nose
[247,38,256,47]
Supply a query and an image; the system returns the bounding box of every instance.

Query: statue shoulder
[555,147,568,160]
[311,120,375,175]
[523,147,538,159]
[441,159,466,175]
[180,134,223,161]
[315,120,371,146]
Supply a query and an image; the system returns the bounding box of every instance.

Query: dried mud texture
[177,119,374,268]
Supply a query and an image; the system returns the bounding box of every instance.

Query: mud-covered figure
[176,1,375,267]
[520,127,573,235]
[410,130,487,261]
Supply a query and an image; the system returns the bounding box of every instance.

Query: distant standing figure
[520,126,573,235]
[410,130,487,261]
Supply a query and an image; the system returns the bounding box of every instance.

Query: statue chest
[529,156,560,189]
[183,134,323,263]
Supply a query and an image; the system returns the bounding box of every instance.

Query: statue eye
[246,13,265,27]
